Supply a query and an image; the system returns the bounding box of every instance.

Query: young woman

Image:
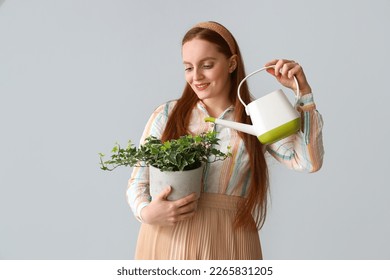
[127,21,324,260]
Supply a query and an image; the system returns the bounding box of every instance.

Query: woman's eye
[185,67,193,72]
[203,64,213,69]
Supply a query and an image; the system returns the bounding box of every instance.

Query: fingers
[264,59,311,94]
[146,188,199,226]
[264,59,278,67]
[273,59,300,79]
[156,186,172,200]
[175,211,196,223]
[176,199,198,215]
[166,193,198,225]
[174,192,198,207]
[286,64,302,79]
[164,198,198,225]
[165,211,196,226]
[264,59,301,79]
[157,187,197,205]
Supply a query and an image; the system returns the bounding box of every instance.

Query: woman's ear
[229,55,238,73]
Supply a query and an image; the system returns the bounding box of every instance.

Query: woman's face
[182,38,236,107]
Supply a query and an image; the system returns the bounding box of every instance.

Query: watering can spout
[204,117,257,136]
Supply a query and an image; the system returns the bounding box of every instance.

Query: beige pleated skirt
[134,192,262,260]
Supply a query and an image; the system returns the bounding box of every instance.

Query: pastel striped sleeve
[266,93,324,173]
[126,102,171,222]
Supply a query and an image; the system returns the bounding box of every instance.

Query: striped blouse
[126,93,324,221]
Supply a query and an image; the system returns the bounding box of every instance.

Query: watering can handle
[237,65,301,110]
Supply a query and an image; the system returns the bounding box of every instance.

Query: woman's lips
[194,83,210,91]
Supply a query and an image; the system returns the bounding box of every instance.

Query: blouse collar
[196,101,234,120]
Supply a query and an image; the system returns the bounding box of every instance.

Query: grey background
[1,0,389,259]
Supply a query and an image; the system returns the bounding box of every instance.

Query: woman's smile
[194,83,210,91]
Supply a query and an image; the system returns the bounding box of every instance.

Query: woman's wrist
[138,204,149,223]
[298,85,312,96]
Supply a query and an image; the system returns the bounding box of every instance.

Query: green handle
[204,117,216,123]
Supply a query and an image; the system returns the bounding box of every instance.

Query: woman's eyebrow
[183,57,217,64]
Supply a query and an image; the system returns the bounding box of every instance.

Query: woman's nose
[193,68,204,81]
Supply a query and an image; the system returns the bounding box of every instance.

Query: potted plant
[99,131,231,200]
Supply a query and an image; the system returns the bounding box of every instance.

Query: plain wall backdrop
[1,0,389,259]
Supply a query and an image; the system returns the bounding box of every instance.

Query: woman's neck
[202,98,232,118]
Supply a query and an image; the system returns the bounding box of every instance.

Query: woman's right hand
[140,186,198,226]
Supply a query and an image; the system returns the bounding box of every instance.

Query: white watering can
[205,65,301,145]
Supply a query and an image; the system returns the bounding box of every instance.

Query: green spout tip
[204,117,216,123]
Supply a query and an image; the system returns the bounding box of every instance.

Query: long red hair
[161,23,269,229]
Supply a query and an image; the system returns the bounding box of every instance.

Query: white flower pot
[149,164,204,201]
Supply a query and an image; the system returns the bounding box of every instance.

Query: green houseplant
[99,131,231,200]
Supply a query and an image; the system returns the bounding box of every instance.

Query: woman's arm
[126,103,169,222]
[126,101,198,224]
[266,93,324,172]
[264,59,324,172]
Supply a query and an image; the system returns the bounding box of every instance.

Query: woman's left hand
[265,59,312,95]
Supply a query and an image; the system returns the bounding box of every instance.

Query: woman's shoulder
[153,100,178,116]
